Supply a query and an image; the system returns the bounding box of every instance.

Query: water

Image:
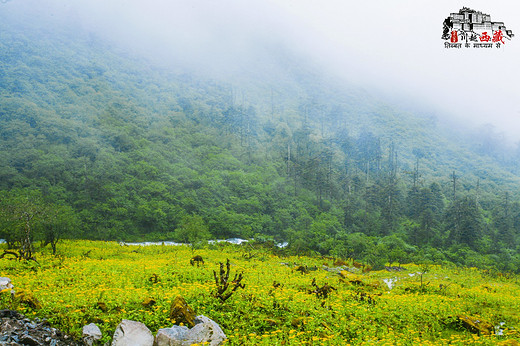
[222,238,249,245]
[121,241,186,246]
[121,238,289,248]
[383,278,398,290]
[122,238,250,246]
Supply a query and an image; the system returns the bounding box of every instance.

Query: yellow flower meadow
[0,240,519,345]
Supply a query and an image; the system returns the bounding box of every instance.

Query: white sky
[6,0,520,141]
[271,0,520,140]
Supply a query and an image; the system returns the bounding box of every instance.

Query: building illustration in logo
[442,7,513,48]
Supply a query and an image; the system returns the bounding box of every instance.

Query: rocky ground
[0,310,81,346]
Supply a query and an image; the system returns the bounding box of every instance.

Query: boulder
[142,297,156,308]
[153,316,226,346]
[154,325,189,346]
[458,315,494,335]
[0,277,14,294]
[169,297,196,327]
[14,291,41,310]
[112,320,153,346]
[19,334,42,345]
[83,323,102,346]
[183,315,226,346]
[0,311,76,344]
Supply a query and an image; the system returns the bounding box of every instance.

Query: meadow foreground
[1,241,519,345]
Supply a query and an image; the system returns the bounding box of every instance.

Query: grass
[1,240,519,345]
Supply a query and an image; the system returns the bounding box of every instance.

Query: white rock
[154,325,189,346]
[154,316,226,346]
[83,323,102,346]
[0,277,14,292]
[112,320,154,346]
[183,315,227,346]
[382,278,398,290]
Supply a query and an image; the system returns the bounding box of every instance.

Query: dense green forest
[1,7,520,272]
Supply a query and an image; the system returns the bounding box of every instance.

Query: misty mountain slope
[203,38,520,194]
[0,15,312,241]
[1,9,520,271]
[237,62,520,196]
[1,12,518,197]
[1,9,517,196]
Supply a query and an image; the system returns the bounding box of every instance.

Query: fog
[4,0,520,141]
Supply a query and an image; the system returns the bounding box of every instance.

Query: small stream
[121,238,289,248]
[121,238,250,247]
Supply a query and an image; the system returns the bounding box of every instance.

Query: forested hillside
[1,7,520,272]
